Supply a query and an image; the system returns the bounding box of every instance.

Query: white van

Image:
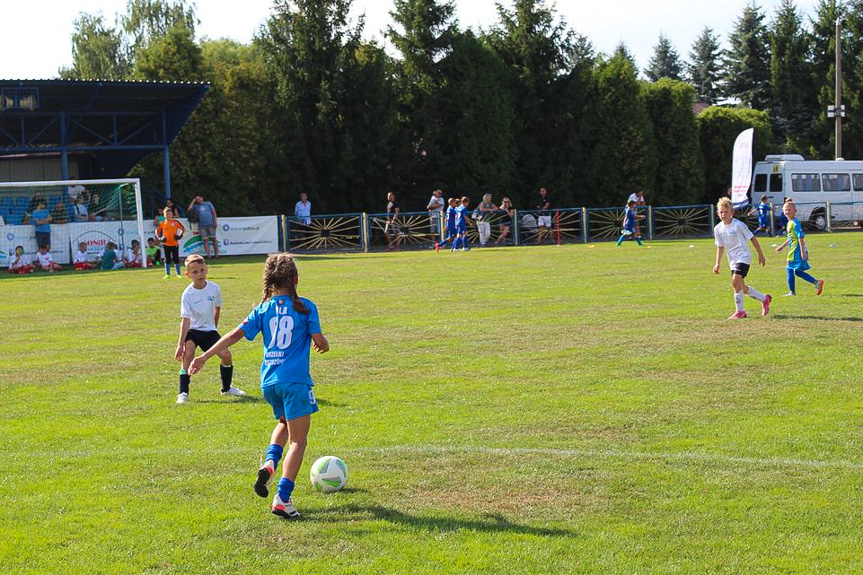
[750,154,863,229]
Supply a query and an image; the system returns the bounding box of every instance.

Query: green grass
[2,235,862,575]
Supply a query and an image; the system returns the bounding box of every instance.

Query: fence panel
[366,210,439,250]
[286,214,364,252]
[585,207,626,241]
[515,209,583,245]
[652,205,713,239]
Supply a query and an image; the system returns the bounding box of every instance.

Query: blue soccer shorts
[262,382,319,421]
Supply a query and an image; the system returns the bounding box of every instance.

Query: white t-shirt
[68,185,85,201]
[427,195,445,213]
[74,249,91,264]
[627,193,644,205]
[714,218,754,267]
[123,248,143,265]
[9,253,30,270]
[35,251,54,268]
[180,281,223,331]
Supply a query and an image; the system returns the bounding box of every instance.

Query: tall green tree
[723,1,772,108]
[687,27,723,104]
[769,0,814,148]
[60,13,131,79]
[645,34,683,81]
[809,0,842,157]
[839,0,863,159]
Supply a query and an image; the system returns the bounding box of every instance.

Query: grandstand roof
[0,79,208,177]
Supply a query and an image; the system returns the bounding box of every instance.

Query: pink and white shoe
[727,311,747,320]
[761,295,772,316]
[272,493,300,519]
[254,460,275,498]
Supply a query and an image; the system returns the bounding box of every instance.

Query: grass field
[2,234,862,575]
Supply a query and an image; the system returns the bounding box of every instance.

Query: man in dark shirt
[535,187,552,243]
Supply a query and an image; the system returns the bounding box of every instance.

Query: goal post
[0,178,148,270]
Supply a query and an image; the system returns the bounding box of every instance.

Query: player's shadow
[195,395,264,404]
[773,314,863,322]
[314,398,345,408]
[839,294,863,297]
[306,504,575,538]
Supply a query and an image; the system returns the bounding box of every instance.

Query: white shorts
[537,215,552,228]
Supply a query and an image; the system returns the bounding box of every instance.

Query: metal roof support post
[60,110,69,180]
[162,110,171,198]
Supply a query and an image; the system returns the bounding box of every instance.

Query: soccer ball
[310,455,348,493]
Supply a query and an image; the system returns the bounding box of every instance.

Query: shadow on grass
[773,314,863,322]
[315,398,345,407]
[839,294,863,298]
[305,504,576,538]
[194,395,265,404]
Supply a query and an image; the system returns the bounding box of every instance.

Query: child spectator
[712,197,771,319]
[100,242,124,270]
[775,200,825,297]
[146,237,162,266]
[8,246,35,274]
[175,254,245,403]
[73,196,89,222]
[189,254,329,519]
[156,207,185,279]
[754,195,770,235]
[31,201,52,249]
[435,197,460,252]
[35,245,63,272]
[616,200,644,246]
[124,239,144,268]
[73,242,96,270]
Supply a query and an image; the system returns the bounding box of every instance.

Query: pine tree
[723,1,772,108]
[687,27,722,104]
[808,0,840,157]
[769,0,814,148]
[645,34,683,81]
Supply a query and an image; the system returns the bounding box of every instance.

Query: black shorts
[730,263,750,278]
[185,329,221,351]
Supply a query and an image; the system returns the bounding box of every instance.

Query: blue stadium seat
[0,197,13,209]
[15,196,30,210]
[48,196,61,210]
[0,206,9,220]
[6,213,22,225]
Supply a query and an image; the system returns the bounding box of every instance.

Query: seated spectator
[73,242,97,270]
[68,184,86,203]
[89,192,105,221]
[8,245,35,274]
[35,245,63,272]
[73,196,90,222]
[146,237,162,266]
[124,239,144,268]
[51,201,69,224]
[100,242,124,270]
[28,191,45,215]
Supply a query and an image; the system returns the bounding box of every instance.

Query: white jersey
[9,253,31,270]
[35,251,54,268]
[714,218,754,267]
[180,280,223,331]
[123,248,143,265]
[74,249,91,264]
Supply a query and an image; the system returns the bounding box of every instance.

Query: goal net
[0,179,147,270]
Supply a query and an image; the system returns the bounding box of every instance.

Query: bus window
[791,173,821,192]
[769,173,783,193]
[754,174,767,193]
[822,173,851,191]
[853,174,863,190]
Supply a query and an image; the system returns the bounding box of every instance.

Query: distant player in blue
[616,200,643,246]
[190,253,330,519]
[452,196,471,251]
[435,197,460,252]
[775,200,825,297]
[754,195,770,235]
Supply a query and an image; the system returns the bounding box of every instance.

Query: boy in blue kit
[435,197,459,252]
[775,200,825,296]
[452,196,471,251]
[616,200,643,246]
[190,253,329,519]
[754,195,770,235]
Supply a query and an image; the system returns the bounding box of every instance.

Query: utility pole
[834,16,843,160]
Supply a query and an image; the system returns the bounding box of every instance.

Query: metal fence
[278,201,863,252]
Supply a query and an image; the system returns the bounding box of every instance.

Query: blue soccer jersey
[446,206,457,228]
[757,202,770,226]
[239,296,321,387]
[623,207,636,232]
[455,205,468,229]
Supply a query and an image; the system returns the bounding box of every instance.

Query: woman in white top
[475,193,498,246]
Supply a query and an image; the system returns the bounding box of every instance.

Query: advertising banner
[2,224,72,264]
[731,128,755,208]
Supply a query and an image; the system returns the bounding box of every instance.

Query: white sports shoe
[271,493,300,519]
[176,392,189,404]
[220,387,247,396]
[254,461,275,498]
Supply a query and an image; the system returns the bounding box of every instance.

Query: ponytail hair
[261,253,308,314]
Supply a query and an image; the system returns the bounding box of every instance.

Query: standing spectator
[31,200,52,248]
[73,195,90,222]
[384,192,401,251]
[294,193,312,225]
[188,195,219,259]
[475,193,498,246]
[426,189,446,237]
[535,187,552,244]
[495,197,515,245]
[165,199,181,218]
[626,186,646,242]
[51,201,69,224]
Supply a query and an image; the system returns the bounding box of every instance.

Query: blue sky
[0,0,821,79]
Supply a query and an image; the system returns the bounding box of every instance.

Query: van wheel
[809,209,827,231]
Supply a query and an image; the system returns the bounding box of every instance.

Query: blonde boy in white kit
[712,198,772,319]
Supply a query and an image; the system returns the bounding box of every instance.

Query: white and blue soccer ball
[310,455,348,493]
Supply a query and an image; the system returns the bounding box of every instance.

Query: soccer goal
[0,178,147,269]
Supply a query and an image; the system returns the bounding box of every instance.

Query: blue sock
[164,262,170,275]
[265,444,284,467]
[786,268,796,293]
[453,237,461,250]
[636,237,643,245]
[277,477,295,501]
[616,235,624,245]
[795,270,817,285]
[175,263,181,275]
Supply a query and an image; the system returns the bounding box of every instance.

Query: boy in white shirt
[175,254,245,403]
[712,197,771,319]
[123,239,144,268]
[35,245,63,272]
[8,245,35,274]
[73,242,96,270]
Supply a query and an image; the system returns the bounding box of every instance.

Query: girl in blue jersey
[190,253,329,519]
[435,197,459,252]
[775,200,825,296]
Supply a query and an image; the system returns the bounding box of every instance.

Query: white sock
[734,290,745,312]
[746,286,766,302]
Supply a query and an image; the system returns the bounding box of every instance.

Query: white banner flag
[731,128,754,208]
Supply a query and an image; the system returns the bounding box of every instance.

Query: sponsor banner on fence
[731,128,754,208]
[68,220,144,264]
[143,216,278,257]
[2,224,72,264]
